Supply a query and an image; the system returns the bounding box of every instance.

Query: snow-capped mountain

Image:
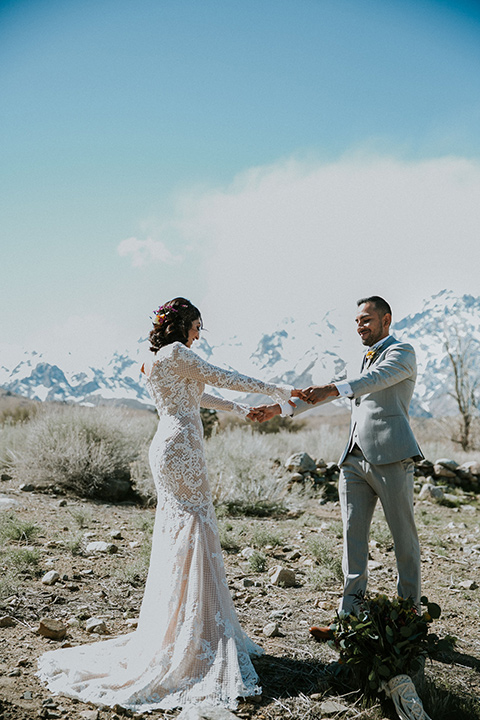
[1,291,479,416]
[394,290,480,416]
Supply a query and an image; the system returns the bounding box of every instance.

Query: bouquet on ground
[327,594,452,719]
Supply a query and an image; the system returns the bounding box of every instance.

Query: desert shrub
[205,427,290,511]
[0,422,30,470]
[307,534,343,583]
[9,404,156,500]
[250,415,306,434]
[0,513,41,543]
[248,550,267,573]
[251,526,284,548]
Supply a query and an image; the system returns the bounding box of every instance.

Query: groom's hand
[292,384,339,404]
[247,404,281,423]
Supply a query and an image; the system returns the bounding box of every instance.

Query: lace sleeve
[200,392,249,418]
[172,343,292,402]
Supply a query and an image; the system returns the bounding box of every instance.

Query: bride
[37,297,295,711]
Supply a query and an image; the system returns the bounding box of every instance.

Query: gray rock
[86,617,108,634]
[418,483,444,501]
[433,464,457,479]
[0,495,18,510]
[79,710,99,720]
[458,579,479,590]
[270,566,296,587]
[178,704,242,720]
[290,472,304,482]
[109,529,123,540]
[37,618,67,640]
[262,622,280,637]
[459,460,480,476]
[19,483,35,492]
[435,458,459,471]
[240,547,255,559]
[85,541,117,554]
[285,452,317,473]
[1,473,12,481]
[0,616,16,628]
[318,698,351,715]
[41,570,60,585]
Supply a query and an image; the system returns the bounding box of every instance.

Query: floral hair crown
[152,303,188,326]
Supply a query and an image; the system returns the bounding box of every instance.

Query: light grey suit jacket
[291,335,423,466]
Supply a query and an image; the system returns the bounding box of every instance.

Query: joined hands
[247,384,339,423]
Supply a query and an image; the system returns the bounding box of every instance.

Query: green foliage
[200,408,218,438]
[68,508,92,529]
[2,547,40,572]
[329,594,452,695]
[307,534,343,582]
[0,513,41,543]
[251,525,284,548]
[248,550,267,573]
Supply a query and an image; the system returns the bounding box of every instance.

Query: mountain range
[1,290,479,417]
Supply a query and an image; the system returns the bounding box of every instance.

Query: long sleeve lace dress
[37,342,292,711]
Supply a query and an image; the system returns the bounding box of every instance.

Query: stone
[1,473,12,481]
[19,483,35,492]
[368,560,383,571]
[460,460,480,476]
[0,615,17,627]
[433,463,457,479]
[0,494,18,510]
[262,622,280,637]
[177,703,240,720]
[79,711,99,720]
[318,698,351,715]
[418,483,444,501]
[37,618,67,640]
[240,547,255,559]
[458,579,479,590]
[8,668,21,676]
[109,529,123,540]
[86,617,108,634]
[125,618,138,628]
[86,541,117,554]
[23,691,33,699]
[435,458,459,471]
[290,472,304,482]
[270,566,296,587]
[58,499,67,507]
[287,550,301,561]
[285,452,317,473]
[41,570,60,585]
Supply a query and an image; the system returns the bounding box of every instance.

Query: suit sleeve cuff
[279,401,294,417]
[335,380,353,398]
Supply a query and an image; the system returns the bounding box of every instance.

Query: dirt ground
[0,477,479,720]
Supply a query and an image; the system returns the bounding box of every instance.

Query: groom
[252,296,422,632]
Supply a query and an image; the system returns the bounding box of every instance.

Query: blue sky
[1,0,480,367]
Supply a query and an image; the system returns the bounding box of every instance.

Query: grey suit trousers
[338,447,421,613]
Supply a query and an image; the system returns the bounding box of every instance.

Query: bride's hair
[149,297,202,352]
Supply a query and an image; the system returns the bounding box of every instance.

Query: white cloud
[117,236,182,267]
[165,152,480,356]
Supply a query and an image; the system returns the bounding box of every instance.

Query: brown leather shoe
[309,625,334,641]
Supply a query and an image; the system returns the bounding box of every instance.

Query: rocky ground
[0,475,479,720]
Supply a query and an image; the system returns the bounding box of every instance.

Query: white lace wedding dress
[37,341,292,711]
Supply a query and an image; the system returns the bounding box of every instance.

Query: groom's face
[355,302,390,347]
